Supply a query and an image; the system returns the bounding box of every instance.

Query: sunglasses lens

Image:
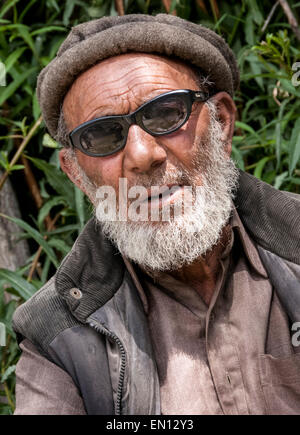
[142,95,188,134]
[80,121,126,155]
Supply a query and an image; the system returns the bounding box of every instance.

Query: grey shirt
[14,209,300,414]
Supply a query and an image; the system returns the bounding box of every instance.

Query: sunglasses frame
[69,89,210,157]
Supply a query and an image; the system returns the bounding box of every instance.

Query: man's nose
[123,125,167,174]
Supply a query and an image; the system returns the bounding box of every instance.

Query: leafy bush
[0,0,300,414]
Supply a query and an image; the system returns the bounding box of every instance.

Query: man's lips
[136,184,185,208]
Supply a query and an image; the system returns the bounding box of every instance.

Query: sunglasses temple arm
[193,91,210,102]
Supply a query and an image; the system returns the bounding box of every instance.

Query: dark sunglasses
[69,89,210,157]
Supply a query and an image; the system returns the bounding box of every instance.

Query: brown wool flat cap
[37,13,240,142]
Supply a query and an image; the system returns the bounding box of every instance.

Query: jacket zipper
[88,319,126,415]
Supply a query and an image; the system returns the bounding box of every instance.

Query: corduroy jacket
[12,170,300,414]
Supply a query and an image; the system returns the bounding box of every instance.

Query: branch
[115,0,125,16]
[0,115,43,192]
[278,0,300,42]
[196,0,208,14]
[27,245,43,282]
[0,135,23,140]
[209,0,220,21]
[2,381,15,411]
[21,155,43,209]
[27,209,62,282]
[20,155,52,230]
[261,1,279,33]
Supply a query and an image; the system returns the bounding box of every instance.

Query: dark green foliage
[0,0,299,414]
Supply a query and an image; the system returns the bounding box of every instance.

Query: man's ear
[59,148,87,195]
[210,91,236,157]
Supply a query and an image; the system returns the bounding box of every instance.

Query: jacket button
[70,288,82,299]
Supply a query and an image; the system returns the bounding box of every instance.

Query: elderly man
[13,14,300,415]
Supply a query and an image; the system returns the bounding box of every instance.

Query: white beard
[69,102,239,272]
[93,102,239,271]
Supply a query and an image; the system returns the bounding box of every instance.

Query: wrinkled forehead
[62,52,199,129]
[67,52,198,88]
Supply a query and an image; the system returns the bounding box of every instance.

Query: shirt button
[210,312,215,322]
[70,288,82,299]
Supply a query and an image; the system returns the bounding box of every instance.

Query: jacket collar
[235,170,300,266]
[55,218,125,323]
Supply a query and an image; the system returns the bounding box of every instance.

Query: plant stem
[0,115,43,192]
[27,209,63,282]
[261,1,279,34]
[114,0,124,15]
[209,0,219,23]
[278,0,300,42]
[245,163,258,170]
[1,336,15,412]
[3,382,15,412]
[21,155,52,230]
[196,0,208,14]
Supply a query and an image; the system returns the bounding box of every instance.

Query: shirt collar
[231,207,268,278]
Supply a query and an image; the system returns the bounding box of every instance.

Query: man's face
[61,53,238,271]
[63,53,218,193]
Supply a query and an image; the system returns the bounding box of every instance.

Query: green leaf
[44,224,80,236]
[231,145,245,170]
[0,284,4,313]
[32,93,41,120]
[41,256,51,285]
[0,404,13,415]
[0,365,16,383]
[27,157,75,209]
[42,133,59,148]
[280,79,300,97]
[169,0,177,13]
[30,26,66,36]
[235,121,261,141]
[248,0,263,26]
[48,238,71,256]
[47,0,59,13]
[245,12,254,45]
[213,13,228,32]
[275,98,291,170]
[19,0,38,21]
[0,0,19,19]
[1,300,17,335]
[4,47,26,74]
[288,118,300,176]
[254,156,275,179]
[10,164,25,171]
[37,196,66,228]
[274,171,288,190]
[0,159,8,170]
[0,67,37,106]
[246,53,264,90]
[0,214,59,268]
[63,0,76,26]
[290,177,300,185]
[75,186,85,232]
[17,25,37,57]
[0,269,36,301]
